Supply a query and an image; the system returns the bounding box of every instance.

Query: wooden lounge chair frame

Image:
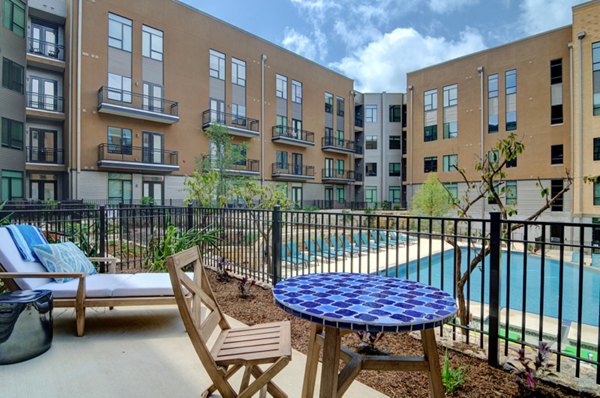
[0,258,177,337]
[166,246,292,398]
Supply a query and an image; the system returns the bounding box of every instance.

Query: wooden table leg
[320,326,341,398]
[421,328,444,398]
[301,324,322,398]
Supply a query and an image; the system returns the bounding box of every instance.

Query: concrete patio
[0,305,386,398]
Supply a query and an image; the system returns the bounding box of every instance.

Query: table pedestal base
[301,324,444,398]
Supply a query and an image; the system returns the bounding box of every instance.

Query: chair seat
[212,321,291,366]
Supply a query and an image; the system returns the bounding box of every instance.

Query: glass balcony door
[210,98,225,124]
[31,20,58,58]
[142,132,164,164]
[292,153,303,175]
[143,181,163,205]
[142,82,163,112]
[29,77,57,111]
[30,129,57,163]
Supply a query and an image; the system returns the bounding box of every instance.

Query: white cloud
[518,0,580,35]
[282,28,318,60]
[428,0,479,14]
[331,27,486,92]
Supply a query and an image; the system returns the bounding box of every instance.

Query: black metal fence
[1,204,598,384]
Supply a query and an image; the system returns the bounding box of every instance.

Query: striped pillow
[32,242,97,283]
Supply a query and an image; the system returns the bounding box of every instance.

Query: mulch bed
[207,270,591,398]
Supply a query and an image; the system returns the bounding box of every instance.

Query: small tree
[447,133,572,327]
[411,173,451,217]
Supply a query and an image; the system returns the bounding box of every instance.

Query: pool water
[379,248,600,327]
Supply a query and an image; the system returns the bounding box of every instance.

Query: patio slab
[0,305,386,398]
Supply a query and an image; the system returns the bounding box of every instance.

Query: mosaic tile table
[273,272,458,398]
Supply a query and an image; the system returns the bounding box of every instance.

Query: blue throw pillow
[32,242,97,283]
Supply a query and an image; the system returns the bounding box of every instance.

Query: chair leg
[76,307,85,337]
[204,364,242,396]
[250,365,288,398]
[240,357,289,398]
[301,324,322,398]
[240,365,253,391]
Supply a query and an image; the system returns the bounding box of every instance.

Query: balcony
[271,126,315,147]
[202,155,260,176]
[26,147,64,164]
[97,86,180,124]
[271,163,315,180]
[354,171,364,182]
[97,144,179,172]
[321,137,356,154]
[321,169,355,183]
[26,93,64,121]
[355,143,364,156]
[201,110,259,138]
[27,38,65,71]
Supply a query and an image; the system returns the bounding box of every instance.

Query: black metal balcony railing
[27,92,64,113]
[230,159,260,173]
[26,146,64,164]
[321,136,356,152]
[98,144,178,167]
[355,117,364,128]
[355,143,364,154]
[97,86,179,118]
[201,110,259,133]
[322,169,355,180]
[354,171,364,181]
[271,162,315,177]
[272,126,315,143]
[28,37,65,61]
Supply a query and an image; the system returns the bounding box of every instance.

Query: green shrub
[442,350,466,394]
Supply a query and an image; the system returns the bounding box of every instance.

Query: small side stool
[0,290,53,364]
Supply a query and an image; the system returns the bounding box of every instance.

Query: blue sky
[183,0,583,92]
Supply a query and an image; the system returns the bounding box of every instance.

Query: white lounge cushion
[37,274,135,299]
[0,227,52,289]
[111,273,174,297]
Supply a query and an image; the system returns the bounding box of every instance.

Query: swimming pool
[379,248,600,327]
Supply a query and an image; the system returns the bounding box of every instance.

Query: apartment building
[353,92,407,208]
[0,0,357,204]
[406,1,600,241]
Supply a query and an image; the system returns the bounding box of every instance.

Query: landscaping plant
[238,276,255,299]
[506,341,555,397]
[216,256,231,283]
[354,331,388,355]
[441,349,466,394]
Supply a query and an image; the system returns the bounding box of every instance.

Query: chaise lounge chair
[0,225,177,336]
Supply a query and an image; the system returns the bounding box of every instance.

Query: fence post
[99,205,106,273]
[187,204,193,231]
[272,205,282,286]
[488,211,501,367]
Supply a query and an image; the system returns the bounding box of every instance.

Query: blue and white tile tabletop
[273,273,457,332]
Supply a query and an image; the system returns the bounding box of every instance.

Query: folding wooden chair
[166,247,291,398]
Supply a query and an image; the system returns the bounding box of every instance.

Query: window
[3,0,25,37]
[231,104,246,125]
[424,156,437,173]
[335,129,344,145]
[336,159,345,174]
[1,117,23,150]
[232,58,246,86]
[593,42,600,115]
[488,150,499,164]
[506,156,517,168]
[424,89,438,141]
[1,170,23,201]
[273,75,287,99]
[488,74,499,133]
[594,137,600,161]
[276,115,288,129]
[337,186,345,203]
[209,50,225,80]
[365,135,377,150]
[506,180,517,205]
[551,144,563,165]
[107,73,132,102]
[366,163,377,177]
[142,25,163,61]
[389,105,401,122]
[424,125,437,142]
[443,84,458,107]
[443,154,457,172]
[337,97,344,117]
[506,69,517,130]
[550,59,563,124]
[107,127,132,154]
[551,179,563,211]
[2,58,24,93]
[276,151,288,168]
[324,158,333,177]
[595,182,600,206]
[442,84,458,139]
[292,119,302,135]
[389,163,401,177]
[292,80,302,103]
[324,92,333,113]
[365,105,377,123]
[108,13,132,52]
[389,186,401,203]
[108,173,132,204]
[389,135,401,150]
[445,183,458,203]
[365,187,377,203]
